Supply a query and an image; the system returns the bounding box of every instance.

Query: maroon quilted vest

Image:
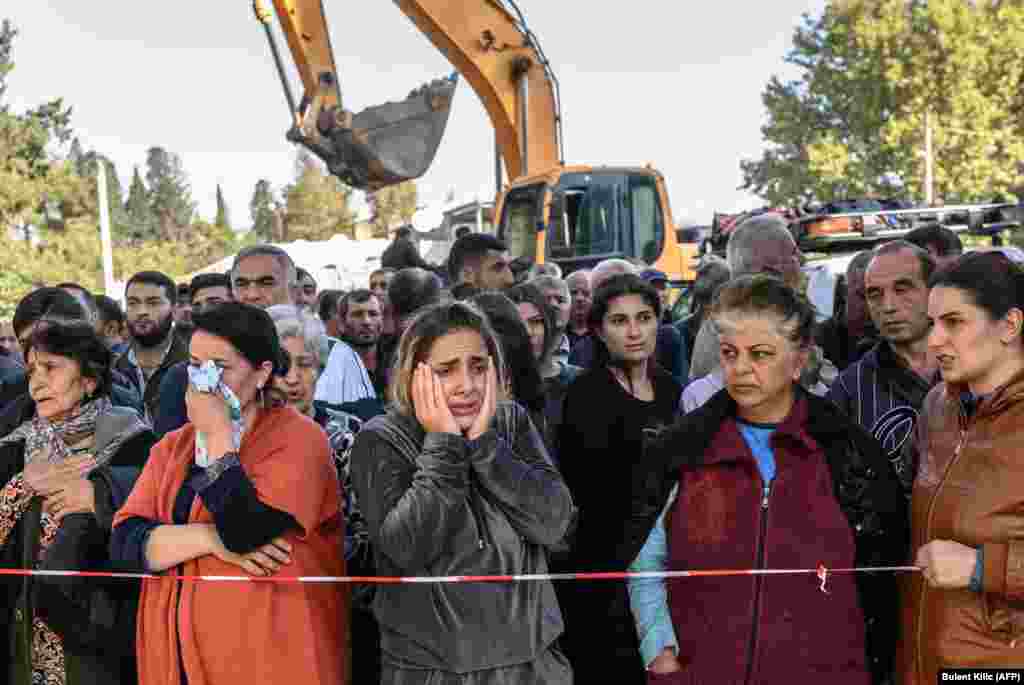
[665,398,869,684]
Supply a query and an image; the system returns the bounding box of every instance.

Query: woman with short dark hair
[622,275,906,684]
[350,300,573,684]
[0,320,157,685]
[901,252,1024,682]
[111,302,348,685]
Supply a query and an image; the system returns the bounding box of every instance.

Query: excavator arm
[254,0,562,190]
[394,0,562,180]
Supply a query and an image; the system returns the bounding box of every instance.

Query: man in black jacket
[380,225,437,272]
[114,271,189,422]
[828,241,939,491]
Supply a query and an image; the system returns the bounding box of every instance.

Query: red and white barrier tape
[0,565,922,591]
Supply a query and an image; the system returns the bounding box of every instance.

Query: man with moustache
[338,289,386,396]
[231,244,296,309]
[531,274,573,363]
[565,269,592,350]
[294,267,318,312]
[114,271,189,421]
[828,240,940,492]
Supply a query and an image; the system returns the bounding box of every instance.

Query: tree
[368,181,418,238]
[144,146,195,241]
[249,178,276,240]
[861,0,1024,202]
[0,19,15,106]
[281,153,356,241]
[741,1,1024,206]
[0,19,256,315]
[0,20,79,236]
[215,183,230,229]
[123,166,155,243]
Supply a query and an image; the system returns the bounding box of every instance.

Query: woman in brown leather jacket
[901,252,1024,682]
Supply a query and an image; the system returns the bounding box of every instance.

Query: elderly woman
[0,320,157,685]
[266,305,330,418]
[900,253,1024,681]
[620,275,907,684]
[110,302,348,685]
[267,303,381,685]
[349,300,574,685]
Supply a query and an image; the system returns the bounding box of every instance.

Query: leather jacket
[349,400,573,674]
[900,372,1024,682]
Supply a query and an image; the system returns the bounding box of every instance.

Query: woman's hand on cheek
[413,364,460,435]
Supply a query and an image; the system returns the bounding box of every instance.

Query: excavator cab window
[548,173,621,259]
[627,173,665,264]
[499,184,543,265]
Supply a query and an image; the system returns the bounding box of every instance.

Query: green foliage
[145,146,195,241]
[281,153,355,241]
[0,19,15,105]
[369,181,418,238]
[248,178,276,240]
[123,166,155,243]
[0,18,348,316]
[742,0,1024,205]
[215,183,230,229]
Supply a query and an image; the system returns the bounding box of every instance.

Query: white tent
[190,234,393,291]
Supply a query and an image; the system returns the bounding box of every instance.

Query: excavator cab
[498,167,697,282]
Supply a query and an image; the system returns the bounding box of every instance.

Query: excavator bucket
[307,74,458,191]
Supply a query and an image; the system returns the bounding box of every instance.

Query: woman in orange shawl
[111,302,348,685]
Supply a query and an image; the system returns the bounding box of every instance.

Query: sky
[6,1,826,230]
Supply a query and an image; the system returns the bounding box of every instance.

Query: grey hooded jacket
[349,400,573,677]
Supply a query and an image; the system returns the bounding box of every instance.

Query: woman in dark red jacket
[618,275,908,684]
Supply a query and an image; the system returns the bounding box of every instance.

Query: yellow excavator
[253,0,698,281]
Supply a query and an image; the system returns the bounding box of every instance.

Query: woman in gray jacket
[350,300,574,685]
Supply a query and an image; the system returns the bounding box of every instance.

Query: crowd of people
[0,218,1020,684]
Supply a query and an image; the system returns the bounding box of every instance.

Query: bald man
[566,269,593,349]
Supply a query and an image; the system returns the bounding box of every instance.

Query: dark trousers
[351,605,381,684]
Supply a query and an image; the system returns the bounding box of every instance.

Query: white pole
[924,110,934,205]
[96,161,116,296]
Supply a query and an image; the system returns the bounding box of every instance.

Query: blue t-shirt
[737,420,777,486]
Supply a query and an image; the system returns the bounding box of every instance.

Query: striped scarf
[0,396,119,466]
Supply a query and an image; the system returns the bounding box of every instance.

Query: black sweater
[554,365,681,684]
[0,425,158,685]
